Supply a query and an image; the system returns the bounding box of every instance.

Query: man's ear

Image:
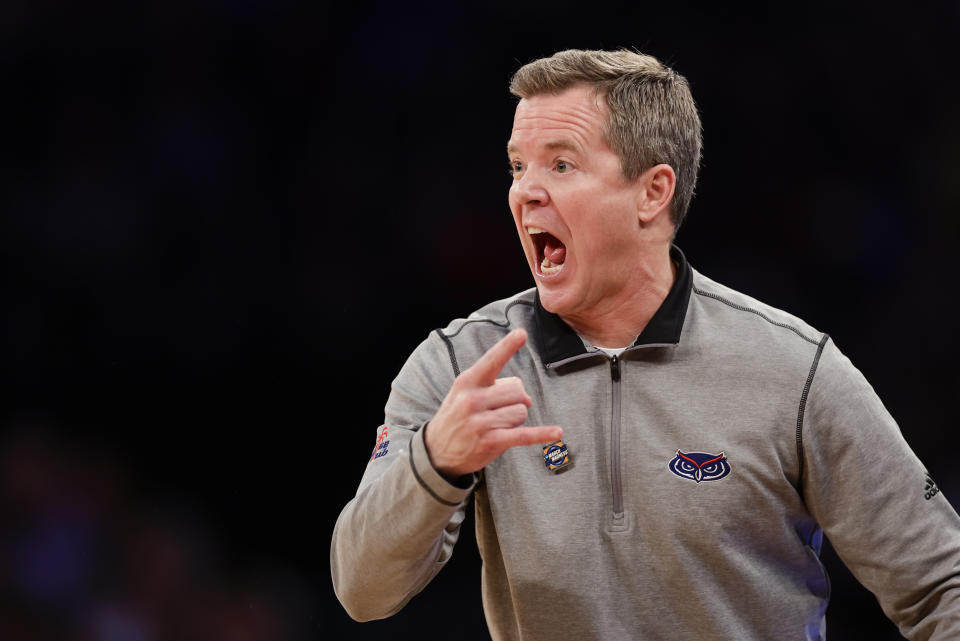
[636,163,676,224]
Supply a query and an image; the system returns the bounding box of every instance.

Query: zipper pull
[610,355,621,381]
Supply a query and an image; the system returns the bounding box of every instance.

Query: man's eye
[509,161,523,177]
[556,161,569,173]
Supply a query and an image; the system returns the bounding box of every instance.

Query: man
[331,49,960,640]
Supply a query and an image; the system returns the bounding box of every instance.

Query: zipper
[546,350,628,528]
[610,355,624,521]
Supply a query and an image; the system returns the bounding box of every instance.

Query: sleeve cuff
[408,426,476,507]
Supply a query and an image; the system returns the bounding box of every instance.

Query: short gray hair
[510,49,702,230]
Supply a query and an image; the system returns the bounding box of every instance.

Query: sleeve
[330,330,477,622]
[801,337,960,640]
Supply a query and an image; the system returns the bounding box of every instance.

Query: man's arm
[802,338,960,640]
[331,328,561,621]
[330,423,475,621]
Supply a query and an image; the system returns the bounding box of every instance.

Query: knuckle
[463,391,482,413]
[466,414,487,433]
[512,380,529,400]
[451,389,471,410]
[477,437,497,457]
[513,404,529,422]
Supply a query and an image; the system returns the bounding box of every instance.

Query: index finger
[461,328,528,387]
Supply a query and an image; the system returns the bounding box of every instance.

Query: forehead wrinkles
[510,96,606,153]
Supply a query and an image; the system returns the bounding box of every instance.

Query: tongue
[544,236,566,264]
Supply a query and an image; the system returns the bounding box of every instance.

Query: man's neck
[562,247,677,348]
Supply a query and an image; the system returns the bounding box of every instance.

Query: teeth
[527,226,545,235]
[540,257,563,274]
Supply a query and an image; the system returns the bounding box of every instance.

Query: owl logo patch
[669,450,730,483]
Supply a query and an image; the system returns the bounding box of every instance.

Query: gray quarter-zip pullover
[331,247,960,640]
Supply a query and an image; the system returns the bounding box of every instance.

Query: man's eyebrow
[506,139,581,156]
[543,139,581,153]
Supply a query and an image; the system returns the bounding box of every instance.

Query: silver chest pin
[543,440,571,472]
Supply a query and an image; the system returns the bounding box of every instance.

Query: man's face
[507,85,647,319]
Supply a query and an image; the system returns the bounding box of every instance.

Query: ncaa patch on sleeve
[370,425,390,461]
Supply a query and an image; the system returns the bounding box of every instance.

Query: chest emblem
[543,440,571,472]
[669,450,730,483]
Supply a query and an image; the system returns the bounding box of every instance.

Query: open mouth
[527,226,567,275]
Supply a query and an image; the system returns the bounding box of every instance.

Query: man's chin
[535,283,574,316]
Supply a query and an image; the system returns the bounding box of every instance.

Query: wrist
[423,422,468,483]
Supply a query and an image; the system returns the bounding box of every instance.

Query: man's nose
[512,171,549,207]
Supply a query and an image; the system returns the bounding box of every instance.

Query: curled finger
[474,403,530,431]
[485,425,564,458]
[478,377,532,410]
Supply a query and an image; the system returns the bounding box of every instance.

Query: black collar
[533,245,693,366]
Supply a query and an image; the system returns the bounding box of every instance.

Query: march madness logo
[542,440,571,471]
[370,425,390,461]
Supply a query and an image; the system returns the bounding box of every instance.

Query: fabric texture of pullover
[331,247,960,640]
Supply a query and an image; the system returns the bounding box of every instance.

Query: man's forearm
[330,427,474,621]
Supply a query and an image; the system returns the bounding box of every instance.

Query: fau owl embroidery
[669,450,731,483]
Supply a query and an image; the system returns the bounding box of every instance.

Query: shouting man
[332,49,960,640]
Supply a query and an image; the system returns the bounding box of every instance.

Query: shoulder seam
[434,329,461,377]
[435,299,534,378]
[796,334,830,489]
[692,286,820,345]
[440,298,534,340]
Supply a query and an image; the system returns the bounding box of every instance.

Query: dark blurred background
[2,1,958,639]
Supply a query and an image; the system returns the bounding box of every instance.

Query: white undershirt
[593,345,631,358]
[578,333,636,358]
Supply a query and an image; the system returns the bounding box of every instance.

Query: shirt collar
[533,245,693,366]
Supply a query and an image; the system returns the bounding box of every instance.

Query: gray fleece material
[331,264,960,641]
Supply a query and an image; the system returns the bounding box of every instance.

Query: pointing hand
[424,328,563,479]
